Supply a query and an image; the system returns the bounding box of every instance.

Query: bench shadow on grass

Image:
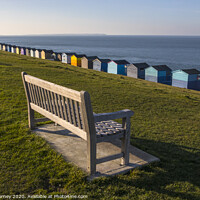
[109,138,200,200]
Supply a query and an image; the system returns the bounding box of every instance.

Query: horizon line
[0,33,200,37]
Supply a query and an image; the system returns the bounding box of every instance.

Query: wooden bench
[22,72,134,175]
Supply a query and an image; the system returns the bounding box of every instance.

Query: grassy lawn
[0,51,200,199]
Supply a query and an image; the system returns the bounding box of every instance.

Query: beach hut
[25,48,31,56]
[93,58,111,72]
[30,48,36,57]
[6,44,11,52]
[11,45,16,53]
[81,56,98,69]
[71,54,86,67]
[62,53,68,63]
[145,65,172,85]
[16,46,20,54]
[7,44,11,52]
[2,44,6,51]
[107,60,130,76]
[172,69,200,90]
[41,49,54,60]
[35,49,42,58]
[126,63,149,79]
[20,47,26,55]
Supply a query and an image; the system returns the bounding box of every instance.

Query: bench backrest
[22,72,96,141]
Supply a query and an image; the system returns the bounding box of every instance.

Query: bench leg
[87,139,96,175]
[121,117,130,165]
[28,107,35,130]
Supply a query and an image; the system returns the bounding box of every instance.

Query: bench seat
[95,120,124,137]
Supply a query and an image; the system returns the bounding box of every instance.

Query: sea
[0,35,200,71]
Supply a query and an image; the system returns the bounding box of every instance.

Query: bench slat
[27,83,32,102]
[50,91,57,115]
[32,84,38,105]
[30,103,87,140]
[41,88,47,110]
[47,90,53,113]
[38,87,44,109]
[25,75,81,102]
[66,98,72,124]
[54,93,60,117]
[29,83,34,103]
[58,95,64,120]
[70,99,76,126]
[75,101,82,129]
[44,89,49,111]
[62,96,68,121]
[31,84,36,104]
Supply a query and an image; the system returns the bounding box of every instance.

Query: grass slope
[0,51,200,199]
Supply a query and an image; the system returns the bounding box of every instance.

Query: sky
[0,0,200,36]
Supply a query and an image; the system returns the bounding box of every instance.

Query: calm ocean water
[0,35,200,71]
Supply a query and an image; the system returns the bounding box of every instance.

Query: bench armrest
[93,109,134,122]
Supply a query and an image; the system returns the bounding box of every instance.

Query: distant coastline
[0,34,200,37]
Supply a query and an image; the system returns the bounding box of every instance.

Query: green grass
[0,51,200,199]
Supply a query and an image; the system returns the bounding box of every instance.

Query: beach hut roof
[87,56,99,61]
[181,69,200,75]
[98,59,111,63]
[152,65,172,71]
[63,52,76,56]
[132,63,149,69]
[76,54,87,58]
[43,49,54,53]
[98,58,111,63]
[111,60,130,65]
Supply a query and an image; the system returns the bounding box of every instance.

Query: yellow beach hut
[71,54,86,67]
[16,46,20,54]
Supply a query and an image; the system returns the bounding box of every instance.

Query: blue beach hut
[107,60,130,75]
[172,69,200,90]
[145,65,172,85]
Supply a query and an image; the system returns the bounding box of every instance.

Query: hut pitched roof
[132,63,149,69]
[76,54,87,58]
[182,69,200,75]
[87,56,99,61]
[112,60,130,65]
[152,65,172,71]
[63,52,76,56]
[98,59,111,63]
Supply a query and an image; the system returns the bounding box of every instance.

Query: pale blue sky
[0,0,200,35]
